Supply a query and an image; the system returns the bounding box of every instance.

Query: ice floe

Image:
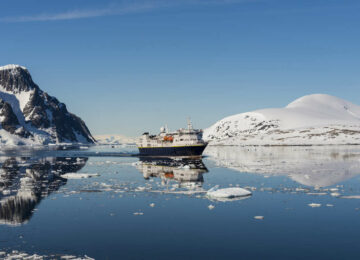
[206,186,252,199]
[331,192,341,197]
[341,195,360,199]
[61,173,100,179]
[308,203,321,208]
[0,250,94,260]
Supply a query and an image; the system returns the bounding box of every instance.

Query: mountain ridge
[0,64,95,145]
[204,94,360,145]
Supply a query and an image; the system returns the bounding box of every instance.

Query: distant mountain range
[204,94,360,145]
[0,64,95,145]
[2,65,359,147]
[94,134,135,145]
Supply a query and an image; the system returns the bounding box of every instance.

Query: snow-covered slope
[204,94,360,145]
[94,134,136,145]
[0,64,95,145]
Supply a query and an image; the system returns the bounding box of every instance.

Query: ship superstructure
[136,120,208,157]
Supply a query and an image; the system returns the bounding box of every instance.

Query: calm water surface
[1,145,360,259]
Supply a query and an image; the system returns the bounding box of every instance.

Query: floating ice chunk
[206,185,252,199]
[2,190,10,195]
[326,204,334,207]
[61,173,100,179]
[308,203,321,208]
[61,255,77,259]
[135,186,146,192]
[296,188,308,192]
[307,192,327,196]
[149,203,155,207]
[254,216,264,220]
[331,192,341,197]
[133,212,144,215]
[341,195,360,199]
[208,204,215,210]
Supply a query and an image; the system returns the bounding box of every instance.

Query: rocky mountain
[204,94,360,145]
[0,64,95,145]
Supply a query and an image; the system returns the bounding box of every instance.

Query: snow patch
[0,64,27,71]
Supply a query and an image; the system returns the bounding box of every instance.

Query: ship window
[180,139,183,141]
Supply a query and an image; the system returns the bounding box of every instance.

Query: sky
[1,0,360,136]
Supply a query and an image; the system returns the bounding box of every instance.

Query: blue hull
[138,144,207,157]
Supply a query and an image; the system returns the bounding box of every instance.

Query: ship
[136,120,208,157]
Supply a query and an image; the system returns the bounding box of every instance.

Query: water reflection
[205,146,360,187]
[0,157,87,226]
[135,158,208,189]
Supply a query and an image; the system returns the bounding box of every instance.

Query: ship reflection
[136,157,208,189]
[0,157,87,226]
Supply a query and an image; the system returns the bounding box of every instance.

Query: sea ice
[308,203,321,208]
[331,192,341,197]
[254,216,264,220]
[341,195,360,199]
[206,186,252,199]
[208,204,215,210]
[61,173,100,179]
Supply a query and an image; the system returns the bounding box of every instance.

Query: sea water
[1,145,360,259]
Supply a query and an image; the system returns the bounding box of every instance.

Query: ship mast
[187,118,193,130]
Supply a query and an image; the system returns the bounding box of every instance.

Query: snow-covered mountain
[94,134,135,145]
[204,94,360,145]
[0,64,95,145]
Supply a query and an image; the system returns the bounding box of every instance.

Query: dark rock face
[0,65,95,144]
[0,65,36,93]
[0,99,31,138]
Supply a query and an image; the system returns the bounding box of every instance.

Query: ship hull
[138,144,207,157]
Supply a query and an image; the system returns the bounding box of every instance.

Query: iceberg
[206,185,252,199]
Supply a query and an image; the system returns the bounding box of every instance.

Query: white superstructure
[136,120,207,148]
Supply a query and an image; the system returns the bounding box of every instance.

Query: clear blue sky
[1,0,359,136]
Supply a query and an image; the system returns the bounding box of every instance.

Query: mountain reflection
[205,146,360,187]
[0,157,87,226]
[136,158,208,188]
